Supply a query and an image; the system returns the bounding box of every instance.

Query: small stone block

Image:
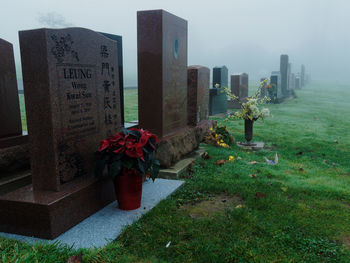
[237,142,264,150]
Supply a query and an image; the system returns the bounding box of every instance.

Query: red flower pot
[114,168,142,210]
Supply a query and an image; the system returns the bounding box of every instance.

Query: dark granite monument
[100,33,125,125]
[287,63,291,91]
[290,73,296,90]
[0,39,22,139]
[0,38,30,187]
[187,66,209,126]
[212,66,228,88]
[209,66,228,115]
[260,77,268,98]
[228,73,248,108]
[137,10,214,168]
[0,27,121,239]
[270,71,282,101]
[280,54,289,97]
[301,64,305,87]
[295,75,301,89]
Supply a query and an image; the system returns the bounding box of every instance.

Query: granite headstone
[187,66,209,126]
[0,38,22,139]
[280,54,289,97]
[137,9,188,139]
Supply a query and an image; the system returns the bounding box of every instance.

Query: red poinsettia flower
[138,130,159,147]
[99,139,110,152]
[125,142,144,161]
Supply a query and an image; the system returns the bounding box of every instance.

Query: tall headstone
[260,77,268,97]
[287,63,291,91]
[270,71,282,100]
[290,73,296,90]
[280,54,289,97]
[0,27,120,239]
[240,73,249,98]
[230,73,248,99]
[295,75,301,89]
[212,66,228,88]
[0,39,29,184]
[0,39,22,139]
[138,9,188,138]
[301,64,305,87]
[100,33,125,125]
[187,66,209,126]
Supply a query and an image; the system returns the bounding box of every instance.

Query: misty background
[1,0,349,88]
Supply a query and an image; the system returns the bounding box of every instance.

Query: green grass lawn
[5,83,350,262]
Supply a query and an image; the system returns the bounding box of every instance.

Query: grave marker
[280,54,289,97]
[0,27,120,239]
[138,9,188,139]
[187,66,209,126]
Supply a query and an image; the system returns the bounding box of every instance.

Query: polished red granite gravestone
[0,27,121,239]
[187,66,210,126]
[137,9,188,139]
[137,10,214,168]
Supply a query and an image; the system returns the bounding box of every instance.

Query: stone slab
[0,177,115,239]
[159,148,205,179]
[237,142,264,150]
[0,179,184,249]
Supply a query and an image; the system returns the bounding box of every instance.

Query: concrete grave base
[237,142,264,151]
[0,179,184,249]
[159,147,205,179]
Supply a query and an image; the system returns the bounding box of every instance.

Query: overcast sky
[1,0,350,86]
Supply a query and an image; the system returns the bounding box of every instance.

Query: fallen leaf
[248,161,258,165]
[248,174,257,178]
[201,152,211,160]
[235,204,244,209]
[216,159,226,166]
[281,187,288,192]
[67,254,82,263]
[254,192,266,199]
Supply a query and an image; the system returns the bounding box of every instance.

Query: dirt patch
[180,193,243,219]
[339,236,350,250]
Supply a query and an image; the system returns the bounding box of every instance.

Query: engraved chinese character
[104,97,112,110]
[101,63,110,75]
[100,45,109,58]
[103,80,111,93]
[105,113,112,125]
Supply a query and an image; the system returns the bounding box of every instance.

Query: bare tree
[37,12,73,28]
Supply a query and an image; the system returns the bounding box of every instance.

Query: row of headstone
[0,9,213,239]
[259,55,309,102]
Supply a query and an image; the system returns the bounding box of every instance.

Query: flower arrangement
[223,78,271,121]
[204,126,234,148]
[95,127,160,181]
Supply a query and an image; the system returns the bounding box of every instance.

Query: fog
[1,0,350,86]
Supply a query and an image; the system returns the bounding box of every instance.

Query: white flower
[215,83,220,88]
[261,108,270,117]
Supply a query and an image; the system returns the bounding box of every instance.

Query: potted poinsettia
[95,127,160,210]
[223,79,270,144]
